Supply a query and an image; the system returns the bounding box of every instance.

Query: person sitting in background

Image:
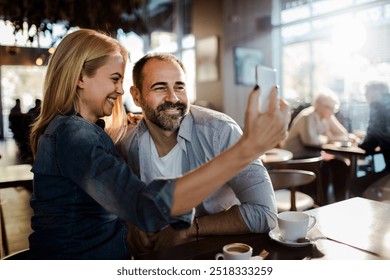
[9,98,22,137]
[9,98,33,162]
[28,29,290,259]
[359,81,390,172]
[118,53,280,255]
[9,98,22,117]
[281,88,353,203]
[27,99,42,121]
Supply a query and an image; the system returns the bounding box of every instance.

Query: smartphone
[255,65,277,113]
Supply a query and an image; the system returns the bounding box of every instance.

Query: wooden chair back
[269,156,325,205]
[362,173,390,203]
[268,169,316,212]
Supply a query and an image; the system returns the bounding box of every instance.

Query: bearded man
[119,53,278,256]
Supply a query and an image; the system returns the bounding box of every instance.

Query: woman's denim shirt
[29,114,192,259]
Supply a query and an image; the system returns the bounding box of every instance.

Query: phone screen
[256,65,277,113]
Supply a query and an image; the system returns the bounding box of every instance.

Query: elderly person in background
[282,88,352,203]
[359,81,390,172]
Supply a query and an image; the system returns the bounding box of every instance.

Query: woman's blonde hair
[30,29,128,156]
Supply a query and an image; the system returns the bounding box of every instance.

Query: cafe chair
[362,173,390,204]
[268,169,317,212]
[0,199,10,256]
[269,156,325,205]
[2,248,30,260]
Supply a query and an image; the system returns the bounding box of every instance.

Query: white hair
[313,88,340,110]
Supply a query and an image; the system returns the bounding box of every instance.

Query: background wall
[192,0,224,112]
[193,0,275,126]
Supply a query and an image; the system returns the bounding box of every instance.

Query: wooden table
[306,197,390,259]
[139,198,389,260]
[309,142,383,197]
[0,164,33,256]
[0,164,33,189]
[261,148,293,165]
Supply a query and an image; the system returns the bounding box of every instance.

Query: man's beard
[141,100,188,131]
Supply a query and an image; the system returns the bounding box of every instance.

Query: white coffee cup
[215,243,253,260]
[277,211,316,242]
[340,140,352,148]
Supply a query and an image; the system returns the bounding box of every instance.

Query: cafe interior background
[1,0,390,260]
[0,0,389,139]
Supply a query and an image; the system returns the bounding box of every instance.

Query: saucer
[268,228,312,247]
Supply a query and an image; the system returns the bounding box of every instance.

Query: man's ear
[130,86,141,106]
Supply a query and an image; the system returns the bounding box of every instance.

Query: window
[0,0,195,137]
[1,66,45,138]
[278,0,390,131]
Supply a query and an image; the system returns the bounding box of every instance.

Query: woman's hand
[127,224,193,255]
[147,226,193,251]
[127,112,143,126]
[127,223,154,256]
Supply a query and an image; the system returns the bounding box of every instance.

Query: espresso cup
[277,211,316,242]
[215,243,253,260]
